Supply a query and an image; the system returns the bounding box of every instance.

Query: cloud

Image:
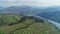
[0,0,60,6]
[40,0,60,6]
[2,0,16,2]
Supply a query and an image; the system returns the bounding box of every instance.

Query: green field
[0,14,60,34]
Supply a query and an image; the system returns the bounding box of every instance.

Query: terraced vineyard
[0,14,60,34]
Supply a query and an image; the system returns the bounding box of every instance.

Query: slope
[0,14,60,34]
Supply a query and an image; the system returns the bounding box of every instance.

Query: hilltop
[0,14,60,34]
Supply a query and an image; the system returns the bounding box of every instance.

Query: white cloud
[5,0,16,2]
[40,0,60,6]
[0,0,60,6]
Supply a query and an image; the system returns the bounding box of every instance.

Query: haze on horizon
[0,0,60,7]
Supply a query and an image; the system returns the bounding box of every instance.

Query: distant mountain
[0,5,48,15]
[38,11,60,23]
[0,6,60,23]
[35,6,60,23]
[3,6,60,15]
[0,6,54,14]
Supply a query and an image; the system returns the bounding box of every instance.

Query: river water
[35,15,60,30]
[48,20,60,30]
[27,15,60,30]
[37,15,60,30]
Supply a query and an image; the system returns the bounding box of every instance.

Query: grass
[13,21,60,34]
[0,14,60,34]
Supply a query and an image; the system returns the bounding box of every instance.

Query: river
[48,20,60,30]
[27,15,60,30]
[36,15,60,30]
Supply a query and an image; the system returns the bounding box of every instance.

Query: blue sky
[0,0,60,7]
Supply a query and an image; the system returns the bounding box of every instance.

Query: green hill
[0,14,60,34]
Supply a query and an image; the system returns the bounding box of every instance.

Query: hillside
[0,14,60,34]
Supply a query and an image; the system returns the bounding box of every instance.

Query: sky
[0,0,60,7]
